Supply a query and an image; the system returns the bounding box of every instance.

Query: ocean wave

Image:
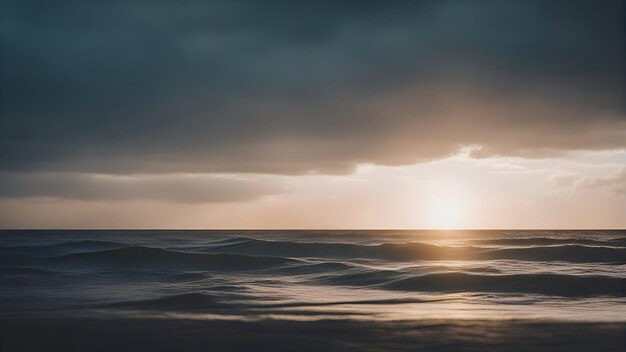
[106,292,457,313]
[210,238,368,258]
[10,236,622,264]
[316,269,406,286]
[0,266,59,275]
[316,269,624,297]
[52,240,129,250]
[105,292,224,310]
[1,240,128,256]
[384,272,625,297]
[267,261,354,275]
[50,246,300,271]
[206,238,625,263]
[162,272,214,282]
[206,238,472,261]
[469,237,626,247]
[609,237,626,246]
[483,245,626,263]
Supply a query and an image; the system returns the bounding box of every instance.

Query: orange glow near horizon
[0,151,623,229]
[428,192,464,229]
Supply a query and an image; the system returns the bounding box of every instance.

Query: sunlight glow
[428,193,464,229]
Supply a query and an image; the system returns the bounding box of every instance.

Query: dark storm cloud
[0,172,286,202]
[1,0,624,174]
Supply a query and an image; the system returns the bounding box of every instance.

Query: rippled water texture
[1,230,625,351]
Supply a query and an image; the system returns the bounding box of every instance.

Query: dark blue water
[1,230,625,351]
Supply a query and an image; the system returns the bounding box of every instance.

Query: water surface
[1,230,625,351]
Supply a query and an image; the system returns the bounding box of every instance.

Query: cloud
[548,167,626,196]
[547,172,580,188]
[576,169,626,196]
[0,172,287,202]
[1,0,624,175]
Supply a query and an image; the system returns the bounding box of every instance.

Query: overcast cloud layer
[1,0,625,175]
[0,172,286,202]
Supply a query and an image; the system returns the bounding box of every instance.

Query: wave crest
[51,246,299,271]
[206,239,626,263]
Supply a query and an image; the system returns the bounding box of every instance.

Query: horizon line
[1,228,625,231]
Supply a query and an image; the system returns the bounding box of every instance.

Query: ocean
[1,230,625,351]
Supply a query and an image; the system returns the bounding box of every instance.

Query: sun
[428,194,464,229]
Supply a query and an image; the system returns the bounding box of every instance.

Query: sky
[0,0,625,229]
